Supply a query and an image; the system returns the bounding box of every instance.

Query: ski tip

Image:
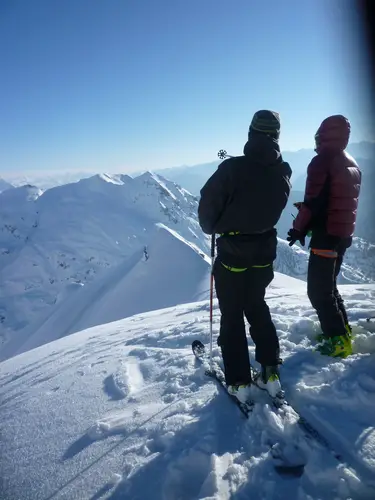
[192,339,205,352]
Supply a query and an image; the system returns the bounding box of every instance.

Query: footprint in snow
[103,357,144,401]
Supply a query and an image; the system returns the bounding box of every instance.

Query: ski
[192,340,255,417]
[192,340,306,476]
[251,369,342,461]
[192,339,343,464]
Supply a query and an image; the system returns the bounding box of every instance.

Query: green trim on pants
[221,262,272,272]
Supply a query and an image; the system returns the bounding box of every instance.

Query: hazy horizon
[1,138,374,181]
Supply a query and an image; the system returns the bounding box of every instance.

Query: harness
[219,231,273,272]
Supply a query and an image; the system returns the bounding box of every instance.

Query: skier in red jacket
[287,115,361,358]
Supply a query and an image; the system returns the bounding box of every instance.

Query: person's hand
[287,228,306,247]
[293,202,303,211]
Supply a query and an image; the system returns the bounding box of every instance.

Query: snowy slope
[1,168,372,362]
[275,237,374,284]
[2,224,211,360]
[0,177,14,193]
[0,172,207,349]
[343,238,375,282]
[0,280,374,500]
[0,184,42,253]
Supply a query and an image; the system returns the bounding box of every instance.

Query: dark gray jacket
[198,133,292,267]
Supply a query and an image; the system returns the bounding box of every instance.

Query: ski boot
[316,323,353,343]
[227,383,252,404]
[316,333,352,358]
[254,365,283,399]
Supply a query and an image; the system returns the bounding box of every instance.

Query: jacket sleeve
[293,155,328,233]
[198,162,230,235]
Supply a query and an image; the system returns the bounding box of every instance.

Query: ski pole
[209,233,215,372]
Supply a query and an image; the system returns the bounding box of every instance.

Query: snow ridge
[0,172,208,351]
[1,224,211,359]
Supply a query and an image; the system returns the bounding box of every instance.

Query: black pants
[213,260,279,386]
[307,251,349,337]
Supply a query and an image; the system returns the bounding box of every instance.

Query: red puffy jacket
[293,115,361,248]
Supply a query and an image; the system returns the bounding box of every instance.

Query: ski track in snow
[0,285,375,499]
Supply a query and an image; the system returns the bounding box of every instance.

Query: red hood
[314,115,351,154]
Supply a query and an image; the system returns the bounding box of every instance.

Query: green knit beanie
[249,110,281,140]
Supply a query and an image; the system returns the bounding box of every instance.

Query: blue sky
[0,0,372,174]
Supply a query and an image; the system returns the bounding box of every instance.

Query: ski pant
[213,259,280,386]
[307,250,349,338]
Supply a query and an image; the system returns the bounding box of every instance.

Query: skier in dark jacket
[287,115,361,358]
[198,110,292,401]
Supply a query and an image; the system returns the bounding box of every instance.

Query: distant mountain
[156,141,374,243]
[291,153,373,192]
[1,165,373,361]
[156,161,220,196]
[275,237,375,284]
[0,177,14,193]
[352,158,375,243]
[1,170,96,190]
[156,141,374,196]
[348,141,375,160]
[3,140,372,195]
[0,172,209,353]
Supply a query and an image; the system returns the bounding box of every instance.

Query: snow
[1,159,375,499]
[2,224,211,359]
[276,237,375,285]
[1,279,374,500]
[0,172,208,352]
[1,168,373,361]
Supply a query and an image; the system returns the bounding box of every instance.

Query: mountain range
[1,149,375,500]
[0,168,374,362]
[155,140,375,194]
[2,140,374,192]
[0,172,208,356]
[0,177,14,193]
[3,139,373,242]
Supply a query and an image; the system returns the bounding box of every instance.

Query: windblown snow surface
[1,276,375,500]
[1,224,211,360]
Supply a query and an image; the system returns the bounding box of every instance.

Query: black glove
[287,228,306,247]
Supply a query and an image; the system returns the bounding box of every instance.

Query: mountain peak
[0,177,14,193]
[0,183,42,205]
[96,173,125,185]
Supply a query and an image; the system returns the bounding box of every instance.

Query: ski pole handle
[218,149,233,159]
[210,234,215,259]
